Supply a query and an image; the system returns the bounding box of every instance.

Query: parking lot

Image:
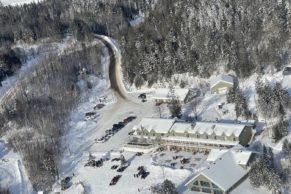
[151,150,208,171]
[61,151,191,194]
[95,116,137,143]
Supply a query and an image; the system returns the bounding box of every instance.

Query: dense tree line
[255,80,290,141]
[1,0,290,87]
[282,139,291,190]
[0,0,153,84]
[0,187,10,194]
[0,45,102,191]
[121,0,291,86]
[227,82,252,119]
[249,146,282,193]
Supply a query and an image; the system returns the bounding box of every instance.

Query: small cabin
[210,75,234,94]
[283,67,291,76]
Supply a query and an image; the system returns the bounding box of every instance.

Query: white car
[95,138,105,143]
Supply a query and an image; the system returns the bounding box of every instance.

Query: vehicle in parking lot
[94,103,105,110]
[95,138,105,143]
[84,112,98,121]
[128,130,135,135]
[117,164,129,172]
[111,158,120,162]
[111,165,119,169]
[138,93,146,99]
[109,175,122,186]
[113,123,124,129]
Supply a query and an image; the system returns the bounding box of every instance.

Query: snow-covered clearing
[1,0,40,6]
[0,141,33,194]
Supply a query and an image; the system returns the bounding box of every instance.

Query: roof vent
[219,157,222,160]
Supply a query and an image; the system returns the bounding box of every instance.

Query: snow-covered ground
[0,141,34,194]
[55,152,192,194]
[1,31,290,193]
[1,0,40,6]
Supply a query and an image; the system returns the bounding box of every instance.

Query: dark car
[111,165,119,169]
[136,152,143,156]
[117,165,128,172]
[109,175,122,186]
[138,93,146,99]
[94,103,105,110]
[111,158,120,162]
[128,116,137,120]
[61,177,72,190]
[113,123,124,129]
[283,67,291,76]
[128,131,135,135]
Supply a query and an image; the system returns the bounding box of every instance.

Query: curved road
[94,35,128,100]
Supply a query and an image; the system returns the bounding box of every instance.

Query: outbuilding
[210,75,234,94]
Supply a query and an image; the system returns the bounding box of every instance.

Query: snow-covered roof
[170,121,248,137]
[170,122,195,133]
[207,149,253,166]
[135,118,175,134]
[151,88,189,101]
[163,136,239,146]
[186,150,251,191]
[210,74,234,88]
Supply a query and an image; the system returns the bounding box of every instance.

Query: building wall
[238,127,253,146]
[211,82,233,94]
[187,174,226,194]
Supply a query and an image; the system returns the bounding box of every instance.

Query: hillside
[0,0,290,194]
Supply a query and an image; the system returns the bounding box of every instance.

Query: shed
[210,75,234,94]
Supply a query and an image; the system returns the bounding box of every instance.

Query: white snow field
[0,141,33,194]
[1,0,40,6]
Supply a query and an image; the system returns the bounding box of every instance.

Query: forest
[0,45,102,191]
[0,0,290,192]
[0,0,290,87]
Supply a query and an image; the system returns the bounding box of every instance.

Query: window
[200,181,210,187]
[213,189,223,194]
[214,135,217,139]
[202,188,212,193]
[212,183,219,189]
[233,137,236,141]
[193,181,199,186]
[191,186,200,192]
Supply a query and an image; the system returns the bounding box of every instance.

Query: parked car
[113,123,124,129]
[61,177,72,190]
[95,138,105,143]
[127,116,137,121]
[128,131,135,135]
[136,152,143,156]
[94,103,105,110]
[111,158,120,162]
[117,165,128,172]
[109,175,122,186]
[283,67,291,76]
[84,112,98,121]
[111,165,119,169]
[138,93,146,99]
